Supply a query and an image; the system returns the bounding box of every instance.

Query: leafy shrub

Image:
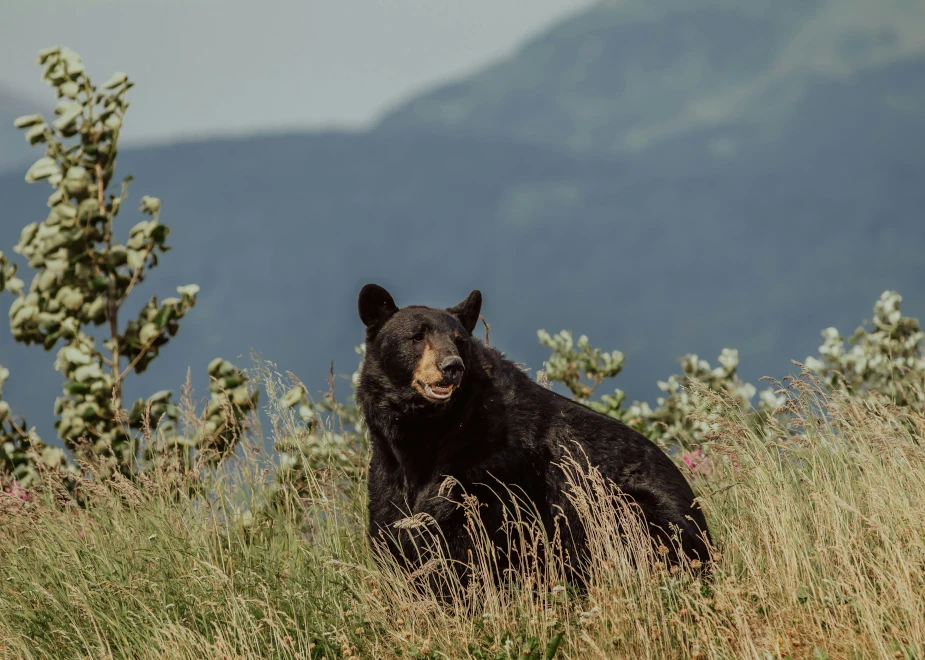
[537,291,922,458]
[804,290,924,414]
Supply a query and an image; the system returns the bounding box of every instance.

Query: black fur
[356,284,711,593]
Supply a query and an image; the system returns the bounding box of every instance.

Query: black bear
[356,284,711,593]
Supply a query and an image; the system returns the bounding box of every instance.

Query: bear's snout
[439,356,464,381]
[411,342,464,402]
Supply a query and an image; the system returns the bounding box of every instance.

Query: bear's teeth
[425,384,453,399]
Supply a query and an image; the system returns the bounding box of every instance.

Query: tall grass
[1,367,923,659]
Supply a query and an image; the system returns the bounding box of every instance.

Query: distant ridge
[377,0,925,155]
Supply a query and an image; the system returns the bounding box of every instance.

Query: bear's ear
[447,289,482,335]
[358,284,398,330]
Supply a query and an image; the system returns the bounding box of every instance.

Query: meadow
[2,364,923,660]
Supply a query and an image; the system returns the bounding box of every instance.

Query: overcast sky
[1,0,595,146]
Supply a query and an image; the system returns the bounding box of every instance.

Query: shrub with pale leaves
[804,290,924,413]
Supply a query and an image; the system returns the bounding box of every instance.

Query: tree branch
[99,160,122,409]
[95,162,105,210]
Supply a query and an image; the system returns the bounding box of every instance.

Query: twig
[119,328,163,382]
[8,417,30,439]
[586,374,605,399]
[118,241,154,306]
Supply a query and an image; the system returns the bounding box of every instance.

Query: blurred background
[2,0,924,444]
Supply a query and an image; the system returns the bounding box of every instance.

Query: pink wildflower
[3,480,29,500]
[682,449,703,470]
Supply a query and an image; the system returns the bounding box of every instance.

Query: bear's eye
[411,331,425,343]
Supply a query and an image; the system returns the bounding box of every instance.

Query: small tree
[1,46,257,485]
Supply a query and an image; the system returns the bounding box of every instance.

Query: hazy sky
[1,0,595,146]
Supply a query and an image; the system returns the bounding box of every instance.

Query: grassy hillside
[2,369,923,658]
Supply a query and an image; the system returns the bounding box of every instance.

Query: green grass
[1,369,924,659]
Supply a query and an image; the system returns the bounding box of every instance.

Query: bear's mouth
[419,381,455,401]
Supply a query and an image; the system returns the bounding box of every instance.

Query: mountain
[1,0,924,445]
[378,0,925,156]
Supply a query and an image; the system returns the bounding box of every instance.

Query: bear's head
[357,284,482,405]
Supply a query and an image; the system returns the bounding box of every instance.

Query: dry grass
[1,368,923,659]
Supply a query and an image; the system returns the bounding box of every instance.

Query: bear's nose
[440,356,464,380]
